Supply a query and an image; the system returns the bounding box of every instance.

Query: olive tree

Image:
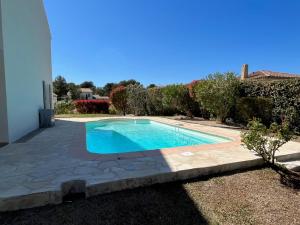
[161,84,198,118]
[241,119,299,178]
[146,87,164,115]
[127,84,147,115]
[195,72,239,123]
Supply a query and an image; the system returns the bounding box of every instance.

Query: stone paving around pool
[0,117,300,212]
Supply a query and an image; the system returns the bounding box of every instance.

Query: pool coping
[0,116,300,212]
[72,117,241,161]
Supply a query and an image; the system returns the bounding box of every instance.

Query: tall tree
[53,75,68,99]
[103,83,117,96]
[110,86,128,116]
[80,81,96,92]
[147,84,157,89]
[119,79,140,87]
[195,72,239,122]
[95,87,105,96]
[67,83,80,100]
[127,84,147,115]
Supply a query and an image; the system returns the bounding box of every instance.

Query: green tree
[146,87,164,115]
[195,72,239,123]
[127,84,147,115]
[147,84,157,89]
[119,79,140,87]
[110,86,128,116]
[162,84,198,118]
[103,83,117,96]
[95,87,105,96]
[53,75,68,99]
[241,119,298,178]
[80,81,96,92]
[67,83,80,100]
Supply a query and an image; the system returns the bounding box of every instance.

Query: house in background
[79,88,93,100]
[0,0,52,144]
[92,95,110,100]
[241,64,300,80]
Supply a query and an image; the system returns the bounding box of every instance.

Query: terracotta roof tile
[248,70,300,79]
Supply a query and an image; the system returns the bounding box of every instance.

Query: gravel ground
[0,169,299,225]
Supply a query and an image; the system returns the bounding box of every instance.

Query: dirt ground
[0,168,299,225]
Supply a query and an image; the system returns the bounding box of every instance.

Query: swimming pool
[86,119,230,154]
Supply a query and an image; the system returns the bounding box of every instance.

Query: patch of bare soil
[0,169,299,225]
[185,169,300,225]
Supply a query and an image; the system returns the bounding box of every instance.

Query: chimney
[241,64,248,80]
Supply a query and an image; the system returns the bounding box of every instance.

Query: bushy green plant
[127,84,147,115]
[110,86,128,116]
[240,80,300,127]
[54,101,75,114]
[108,105,117,115]
[195,72,239,122]
[146,87,164,115]
[161,84,198,117]
[241,119,298,178]
[236,97,273,125]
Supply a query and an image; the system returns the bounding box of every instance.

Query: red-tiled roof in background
[248,70,300,79]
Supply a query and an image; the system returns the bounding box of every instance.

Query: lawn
[1,168,299,225]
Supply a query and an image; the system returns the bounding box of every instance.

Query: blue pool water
[86,119,230,154]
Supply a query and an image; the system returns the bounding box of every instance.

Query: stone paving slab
[0,117,300,212]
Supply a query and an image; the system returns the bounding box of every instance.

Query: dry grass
[0,169,299,225]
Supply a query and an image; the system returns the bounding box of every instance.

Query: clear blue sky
[44,0,300,87]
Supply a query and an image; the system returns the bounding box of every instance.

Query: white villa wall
[0,7,8,143]
[1,0,52,142]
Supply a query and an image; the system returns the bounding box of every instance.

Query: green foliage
[147,84,157,89]
[80,81,96,90]
[146,87,164,115]
[127,84,147,115]
[95,87,105,96]
[54,101,75,114]
[103,83,117,96]
[67,83,80,100]
[241,119,294,164]
[236,97,273,125]
[53,76,68,99]
[110,86,128,116]
[119,79,141,87]
[108,105,117,115]
[162,84,199,117]
[195,72,239,122]
[240,80,300,127]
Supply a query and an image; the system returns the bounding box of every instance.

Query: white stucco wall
[1,0,52,142]
[0,9,8,143]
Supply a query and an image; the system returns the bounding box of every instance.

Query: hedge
[74,100,110,114]
[235,97,273,125]
[239,79,300,122]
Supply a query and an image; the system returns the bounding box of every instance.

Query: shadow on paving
[0,119,221,225]
[0,182,209,225]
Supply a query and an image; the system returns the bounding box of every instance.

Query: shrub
[146,87,164,115]
[241,119,299,179]
[161,84,198,117]
[240,79,300,125]
[54,101,75,114]
[108,105,117,115]
[74,100,109,114]
[195,72,239,122]
[110,86,128,115]
[235,97,273,125]
[127,84,147,115]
